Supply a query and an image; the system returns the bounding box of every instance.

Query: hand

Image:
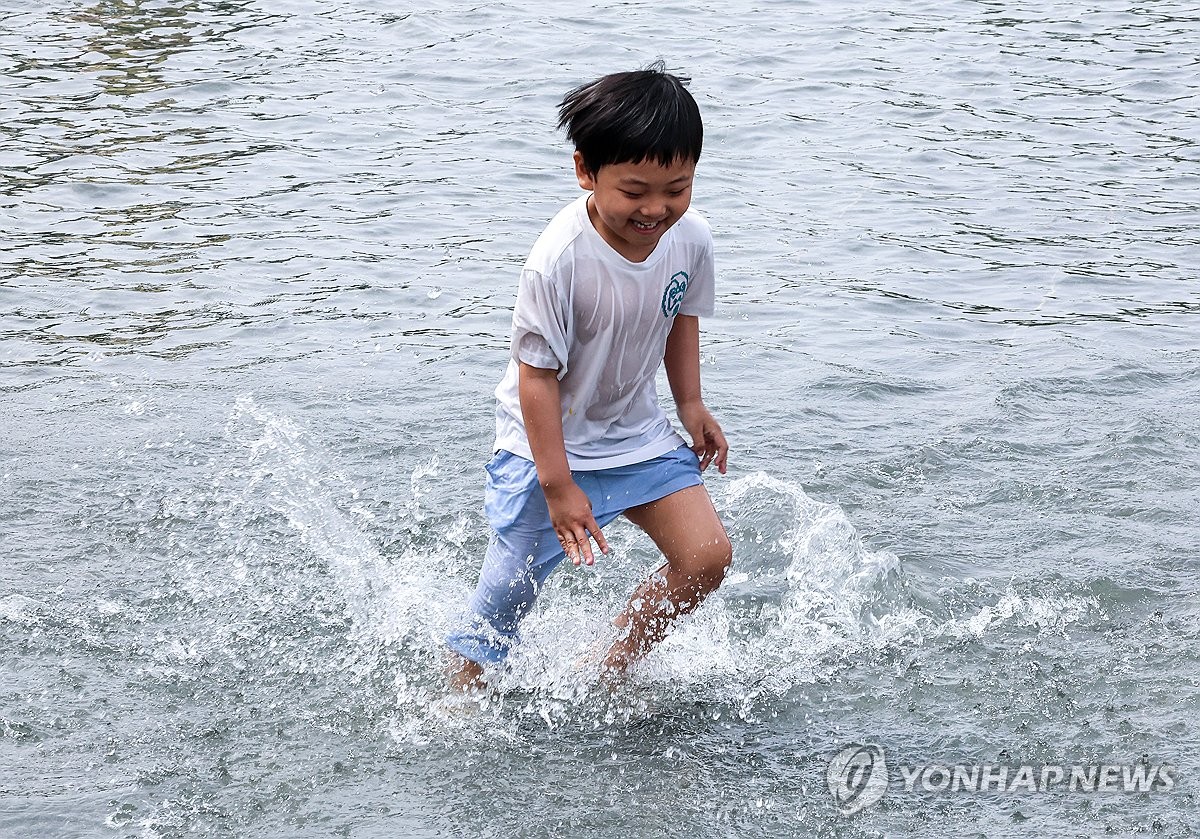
[678,400,729,474]
[543,479,610,566]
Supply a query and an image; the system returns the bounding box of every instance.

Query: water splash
[937,591,1102,639]
[216,396,471,668]
[200,397,1105,741]
[427,471,930,728]
[645,472,924,702]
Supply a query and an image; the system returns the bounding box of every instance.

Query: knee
[695,534,733,591]
[468,568,539,634]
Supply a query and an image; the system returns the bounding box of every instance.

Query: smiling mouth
[631,219,662,233]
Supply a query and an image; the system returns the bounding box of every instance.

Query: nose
[640,199,668,220]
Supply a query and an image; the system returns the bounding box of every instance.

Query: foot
[597,660,632,694]
[446,654,486,694]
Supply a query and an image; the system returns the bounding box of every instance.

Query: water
[2,0,1198,835]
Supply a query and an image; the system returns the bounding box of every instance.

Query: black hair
[557,62,703,174]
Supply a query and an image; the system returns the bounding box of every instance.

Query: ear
[573,151,596,191]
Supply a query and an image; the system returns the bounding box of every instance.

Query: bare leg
[603,485,732,674]
[446,653,486,693]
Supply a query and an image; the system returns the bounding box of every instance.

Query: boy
[445,65,731,690]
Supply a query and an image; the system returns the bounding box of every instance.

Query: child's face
[574,152,695,263]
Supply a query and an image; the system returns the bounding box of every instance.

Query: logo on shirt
[661,271,689,318]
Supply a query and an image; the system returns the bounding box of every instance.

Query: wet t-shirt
[493,193,716,470]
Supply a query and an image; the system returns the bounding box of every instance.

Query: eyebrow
[618,175,694,186]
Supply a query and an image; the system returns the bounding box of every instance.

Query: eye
[668,188,688,197]
[621,191,643,199]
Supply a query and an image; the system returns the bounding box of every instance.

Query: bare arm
[518,362,610,564]
[663,315,728,474]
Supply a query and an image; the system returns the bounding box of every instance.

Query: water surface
[2,0,1198,836]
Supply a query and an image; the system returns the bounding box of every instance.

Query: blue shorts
[445,445,703,665]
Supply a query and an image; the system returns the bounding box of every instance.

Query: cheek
[606,203,632,222]
[612,202,637,220]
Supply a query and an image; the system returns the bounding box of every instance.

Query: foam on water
[0,594,45,627]
[937,590,1102,640]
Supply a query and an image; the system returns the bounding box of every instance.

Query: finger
[699,429,717,471]
[588,516,610,555]
[572,525,595,566]
[712,430,729,474]
[558,531,580,565]
[560,525,589,566]
[705,429,727,475]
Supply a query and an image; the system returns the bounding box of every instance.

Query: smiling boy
[445,65,731,690]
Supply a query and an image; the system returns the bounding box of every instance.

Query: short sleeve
[678,237,715,318]
[511,268,570,379]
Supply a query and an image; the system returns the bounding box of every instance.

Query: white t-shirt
[493,193,716,470]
